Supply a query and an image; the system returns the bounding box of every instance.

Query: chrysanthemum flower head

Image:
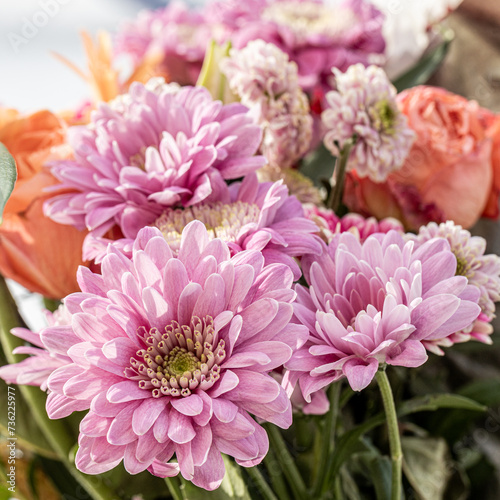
[44,79,265,260]
[221,40,313,168]
[208,0,385,92]
[40,222,308,490]
[322,64,415,182]
[155,173,322,279]
[85,173,322,278]
[286,231,481,395]
[408,221,500,351]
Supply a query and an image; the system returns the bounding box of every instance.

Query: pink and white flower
[44,80,265,261]
[221,40,313,168]
[322,64,415,182]
[286,231,481,395]
[40,222,308,490]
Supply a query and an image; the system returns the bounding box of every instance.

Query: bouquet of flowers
[1,1,500,499]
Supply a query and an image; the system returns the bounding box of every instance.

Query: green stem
[246,465,279,500]
[327,138,355,213]
[375,369,402,500]
[264,447,291,500]
[0,276,118,500]
[165,477,183,500]
[266,424,307,500]
[314,381,342,496]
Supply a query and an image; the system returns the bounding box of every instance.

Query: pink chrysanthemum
[408,221,500,352]
[44,80,265,261]
[322,64,415,182]
[40,222,307,490]
[85,173,321,278]
[285,231,481,395]
[114,2,211,85]
[207,0,385,92]
[221,40,313,168]
[0,306,73,392]
[304,206,404,243]
[155,174,322,279]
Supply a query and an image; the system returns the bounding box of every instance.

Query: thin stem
[264,447,291,500]
[0,276,117,500]
[314,381,342,496]
[327,138,355,213]
[246,465,279,500]
[165,477,183,500]
[375,368,402,500]
[266,424,307,500]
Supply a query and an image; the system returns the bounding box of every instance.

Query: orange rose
[0,109,89,299]
[344,86,495,230]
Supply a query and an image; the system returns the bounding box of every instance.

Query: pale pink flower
[41,222,308,490]
[304,206,404,243]
[286,231,481,395]
[322,64,415,182]
[114,2,211,85]
[207,0,386,92]
[44,80,265,261]
[155,173,322,279]
[221,40,313,168]
[86,173,321,278]
[408,221,500,352]
[0,306,73,392]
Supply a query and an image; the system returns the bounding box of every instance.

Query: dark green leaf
[367,455,392,500]
[300,144,335,190]
[328,393,485,478]
[392,29,455,93]
[0,143,17,225]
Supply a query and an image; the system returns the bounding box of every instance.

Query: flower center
[125,316,226,398]
[371,100,396,135]
[455,254,472,278]
[262,2,355,43]
[154,201,261,254]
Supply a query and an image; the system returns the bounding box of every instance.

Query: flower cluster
[208,0,386,92]
[1,1,500,496]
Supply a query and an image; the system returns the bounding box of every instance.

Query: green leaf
[328,393,485,479]
[0,143,17,225]
[367,455,392,500]
[392,29,455,93]
[402,437,451,500]
[181,456,251,500]
[197,40,238,103]
[299,143,335,190]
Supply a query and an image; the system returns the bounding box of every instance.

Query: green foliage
[0,143,17,225]
[392,29,455,92]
